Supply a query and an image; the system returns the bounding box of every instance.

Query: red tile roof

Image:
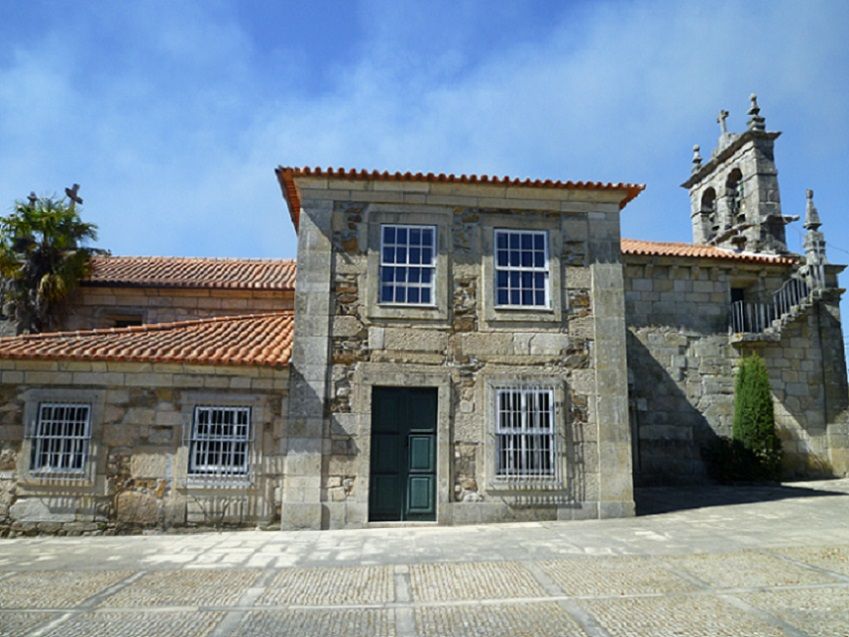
[276,166,645,229]
[0,313,293,368]
[85,256,296,290]
[621,239,798,265]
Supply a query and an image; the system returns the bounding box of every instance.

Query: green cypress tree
[732,353,782,479]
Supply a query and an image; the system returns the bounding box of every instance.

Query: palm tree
[0,187,106,334]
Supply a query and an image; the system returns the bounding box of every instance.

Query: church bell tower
[682,95,792,254]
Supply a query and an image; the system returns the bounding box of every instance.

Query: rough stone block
[9,498,77,522]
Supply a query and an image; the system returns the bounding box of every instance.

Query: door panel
[408,435,435,472]
[407,475,435,516]
[369,387,437,522]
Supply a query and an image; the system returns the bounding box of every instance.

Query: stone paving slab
[37,611,224,637]
[409,562,545,602]
[231,609,396,637]
[775,544,849,578]
[742,587,849,637]
[0,611,59,637]
[257,565,394,606]
[414,602,588,637]
[666,549,839,589]
[538,556,698,596]
[580,595,788,637]
[0,571,132,609]
[99,570,260,608]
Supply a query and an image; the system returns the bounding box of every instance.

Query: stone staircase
[729,264,825,342]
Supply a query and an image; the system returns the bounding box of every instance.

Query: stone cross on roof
[717,110,729,134]
[64,183,83,209]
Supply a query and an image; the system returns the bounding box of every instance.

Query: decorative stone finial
[747,93,765,131]
[717,110,729,134]
[804,188,821,230]
[691,144,702,173]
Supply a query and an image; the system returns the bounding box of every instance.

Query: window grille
[379,224,436,305]
[494,387,556,479]
[494,229,550,307]
[28,403,91,475]
[188,406,251,478]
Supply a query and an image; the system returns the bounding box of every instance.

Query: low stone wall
[0,359,287,536]
[64,286,293,330]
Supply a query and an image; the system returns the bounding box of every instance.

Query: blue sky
[1,0,848,355]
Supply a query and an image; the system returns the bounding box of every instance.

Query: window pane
[377,225,435,306]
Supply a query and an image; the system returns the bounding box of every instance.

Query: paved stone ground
[2,479,849,637]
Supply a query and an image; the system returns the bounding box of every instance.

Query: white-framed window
[379,224,436,305]
[494,387,556,479]
[494,229,550,308]
[28,403,92,475]
[188,406,251,477]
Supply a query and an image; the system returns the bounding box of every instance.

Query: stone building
[0,96,846,534]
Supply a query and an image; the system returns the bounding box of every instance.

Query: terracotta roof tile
[85,256,296,290]
[0,313,293,368]
[276,166,645,228]
[621,239,798,265]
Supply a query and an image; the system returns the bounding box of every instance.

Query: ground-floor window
[494,387,556,479]
[28,403,92,474]
[189,406,251,477]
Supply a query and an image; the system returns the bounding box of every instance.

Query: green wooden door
[369,387,437,521]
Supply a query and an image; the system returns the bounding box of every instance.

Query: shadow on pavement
[635,481,849,516]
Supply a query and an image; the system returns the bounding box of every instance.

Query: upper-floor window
[189,406,251,477]
[29,403,92,475]
[494,229,550,308]
[379,224,436,306]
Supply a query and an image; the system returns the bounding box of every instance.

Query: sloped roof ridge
[621,238,798,264]
[91,255,294,263]
[277,165,645,228]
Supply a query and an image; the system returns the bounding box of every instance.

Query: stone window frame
[365,207,451,323]
[17,388,106,489]
[482,374,568,492]
[481,213,563,326]
[177,392,267,491]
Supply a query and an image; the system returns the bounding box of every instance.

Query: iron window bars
[379,224,437,305]
[494,387,556,479]
[28,403,91,475]
[494,229,550,308]
[188,406,251,479]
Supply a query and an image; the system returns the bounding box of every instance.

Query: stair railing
[729,265,825,334]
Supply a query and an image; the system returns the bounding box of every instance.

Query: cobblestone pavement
[2,479,849,636]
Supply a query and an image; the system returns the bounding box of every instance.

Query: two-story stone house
[0,96,845,534]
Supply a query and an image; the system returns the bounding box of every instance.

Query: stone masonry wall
[63,286,293,330]
[624,256,846,484]
[0,359,287,536]
[297,189,632,528]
